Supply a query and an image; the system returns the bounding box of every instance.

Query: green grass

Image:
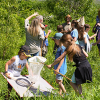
[1,32,100,100]
[0,1,100,99]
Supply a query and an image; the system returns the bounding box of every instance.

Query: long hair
[71,20,79,29]
[98,9,100,18]
[60,34,81,61]
[28,18,40,37]
[78,25,85,40]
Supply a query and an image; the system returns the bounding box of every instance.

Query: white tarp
[1,73,54,97]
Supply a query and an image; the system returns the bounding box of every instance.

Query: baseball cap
[52,33,63,40]
[20,45,31,57]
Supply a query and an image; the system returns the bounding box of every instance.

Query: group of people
[4,9,100,98]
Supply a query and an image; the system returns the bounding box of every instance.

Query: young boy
[49,31,67,95]
[4,45,31,94]
[53,25,64,54]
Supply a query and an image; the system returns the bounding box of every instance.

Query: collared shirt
[62,22,72,34]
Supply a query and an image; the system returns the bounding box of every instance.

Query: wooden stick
[51,68,72,81]
[41,41,43,56]
[23,82,35,96]
[43,63,72,81]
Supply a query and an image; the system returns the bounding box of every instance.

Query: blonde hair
[60,34,81,61]
[28,18,40,37]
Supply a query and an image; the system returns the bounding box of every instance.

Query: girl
[78,25,89,52]
[70,20,79,44]
[47,34,92,97]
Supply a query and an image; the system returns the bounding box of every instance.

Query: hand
[48,30,51,34]
[33,12,39,16]
[55,69,59,74]
[5,73,11,79]
[92,43,96,46]
[40,23,45,29]
[68,28,71,32]
[97,23,100,26]
[89,37,94,40]
[47,65,52,69]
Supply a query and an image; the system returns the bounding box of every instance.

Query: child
[4,45,31,92]
[78,25,87,50]
[48,32,67,95]
[84,24,96,52]
[47,34,92,97]
[53,25,64,54]
[70,20,79,44]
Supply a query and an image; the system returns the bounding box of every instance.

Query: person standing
[25,12,45,56]
[48,32,67,95]
[62,14,72,34]
[47,34,92,97]
[71,20,79,44]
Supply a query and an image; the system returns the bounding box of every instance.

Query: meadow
[0,0,100,100]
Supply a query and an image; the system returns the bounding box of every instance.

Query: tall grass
[0,0,100,99]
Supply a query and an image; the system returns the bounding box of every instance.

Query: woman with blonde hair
[25,12,50,56]
[47,34,92,97]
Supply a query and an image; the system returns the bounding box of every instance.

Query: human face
[20,53,28,60]
[71,23,74,28]
[66,17,70,22]
[86,28,90,32]
[40,19,43,23]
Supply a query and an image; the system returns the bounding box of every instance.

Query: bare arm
[40,23,45,30]
[82,49,88,57]
[26,12,39,20]
[55,58,64,74]
[73,37,77,42]
[45,30,51,38]
[47,51,67,68]
[5,57,15,72]
[89,33,97,40]
[61,29,71,34]
[84,33,87,44]
[5,57,16,78]
[92,39,100,46]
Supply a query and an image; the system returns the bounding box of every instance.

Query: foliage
[0,0,100,99]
